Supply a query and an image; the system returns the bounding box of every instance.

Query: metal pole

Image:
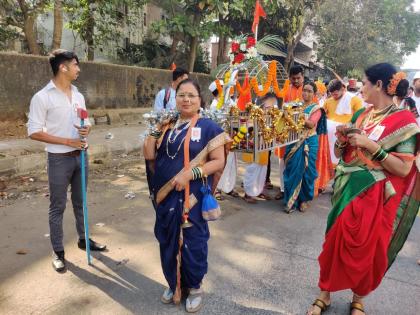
[80,118,91,265]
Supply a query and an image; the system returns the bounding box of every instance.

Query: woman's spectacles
[176,94,199,99]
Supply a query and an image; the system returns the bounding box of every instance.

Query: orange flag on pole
[252,0,267,33]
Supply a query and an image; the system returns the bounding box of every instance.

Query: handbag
[200,177,221,221]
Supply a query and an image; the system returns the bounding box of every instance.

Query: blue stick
[80,118,91,265]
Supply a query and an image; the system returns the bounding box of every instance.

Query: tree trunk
[169,33,180,63]
[23,15,40,55]
[187,12,201,72]
[187,36,199,72]
[86,0,95,61]
[52,0,63,50]
[284,11,315,73]
[284,41,295,73]
[217,33,227,66]
[17,0,40,55]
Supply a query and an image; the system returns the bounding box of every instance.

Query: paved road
[0,156,419,315]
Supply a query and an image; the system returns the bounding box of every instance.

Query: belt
[49,150,81,157]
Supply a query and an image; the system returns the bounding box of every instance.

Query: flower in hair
[387,72,406,96]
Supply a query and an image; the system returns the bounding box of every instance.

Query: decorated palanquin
[212,35,307,159]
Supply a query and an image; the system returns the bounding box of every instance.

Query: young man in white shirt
[27,50,106,272]
[153,68,189,111]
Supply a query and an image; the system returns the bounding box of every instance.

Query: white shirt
[154,87,176,111]
[27,80,91,153]
[412,94,420,125]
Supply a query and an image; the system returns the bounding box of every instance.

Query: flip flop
[265,182,274,190]
[275,191,284,200]
[186,288,203,313]
[243,194,257,204]
[227,190,240,198]
[258,193,272,200]
[214,190,224,201]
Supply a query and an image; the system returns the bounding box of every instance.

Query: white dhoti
[217,152,237,193]
[326,119,342,165]
[243,163,267,197]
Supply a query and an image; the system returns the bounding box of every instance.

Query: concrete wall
[0,52,212,120]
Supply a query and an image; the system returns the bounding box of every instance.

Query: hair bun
[387,72,406,96]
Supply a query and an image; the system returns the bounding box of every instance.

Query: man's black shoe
[78,238,106,251]
[52,250,66,272]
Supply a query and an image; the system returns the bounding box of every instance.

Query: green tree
[219,0,324,72]
[316,0,420,76]
[153,0,225,72]
[64,0,147,60]
[2,0,50,54]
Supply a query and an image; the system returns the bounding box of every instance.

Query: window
[143,13,147,27]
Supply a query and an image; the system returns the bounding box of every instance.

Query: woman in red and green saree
[307,63,420,315]
[144,79,230,313]
[283,82,326,213]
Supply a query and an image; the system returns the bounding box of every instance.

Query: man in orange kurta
[284,65,304,102]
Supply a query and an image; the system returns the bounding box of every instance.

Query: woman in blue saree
[283,81,325,213]
[144,79,230,313]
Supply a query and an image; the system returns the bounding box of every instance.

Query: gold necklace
[362,104,395,130]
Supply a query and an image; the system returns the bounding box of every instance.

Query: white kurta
[217,152,237,193]
[243,163,267,197]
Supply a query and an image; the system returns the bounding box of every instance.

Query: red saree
[318,107,420,296]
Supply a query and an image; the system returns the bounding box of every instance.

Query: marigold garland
[240,103,306,144]
[234,61,288,99]
[387,71,406,96]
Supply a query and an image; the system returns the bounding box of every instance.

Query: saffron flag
[252,0,267,33]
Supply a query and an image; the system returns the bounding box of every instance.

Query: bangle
[191,167,203,180]
[371,146,381,159]
[150,130,162,139]
[372,148,388,161]
[378,152,389,162]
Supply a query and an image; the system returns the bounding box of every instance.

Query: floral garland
[229,36,258,65]
[242,102,306,143]
[244,61,287,98]
[387,71,406,96]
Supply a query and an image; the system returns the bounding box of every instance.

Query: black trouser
[47,151,88,252]
[265,150,272,183]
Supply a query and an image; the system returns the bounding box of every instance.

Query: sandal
[243,194,257,204]
[285,207,295,214]
[307,298,330,315]
[214,190,224,201]
[265,181,274,190]
[186,288,203,313]
[299,202,309,212]
[258,193,272,200]
[275,191,284,200]
[227,190,240,198]
[350,301,365,314]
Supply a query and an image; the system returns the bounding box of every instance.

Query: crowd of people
[27,49,420,314]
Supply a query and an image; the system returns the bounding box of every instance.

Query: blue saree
[150,117,229,296]
[284,104,323,210]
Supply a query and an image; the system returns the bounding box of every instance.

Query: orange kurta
[284,85,303,103]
